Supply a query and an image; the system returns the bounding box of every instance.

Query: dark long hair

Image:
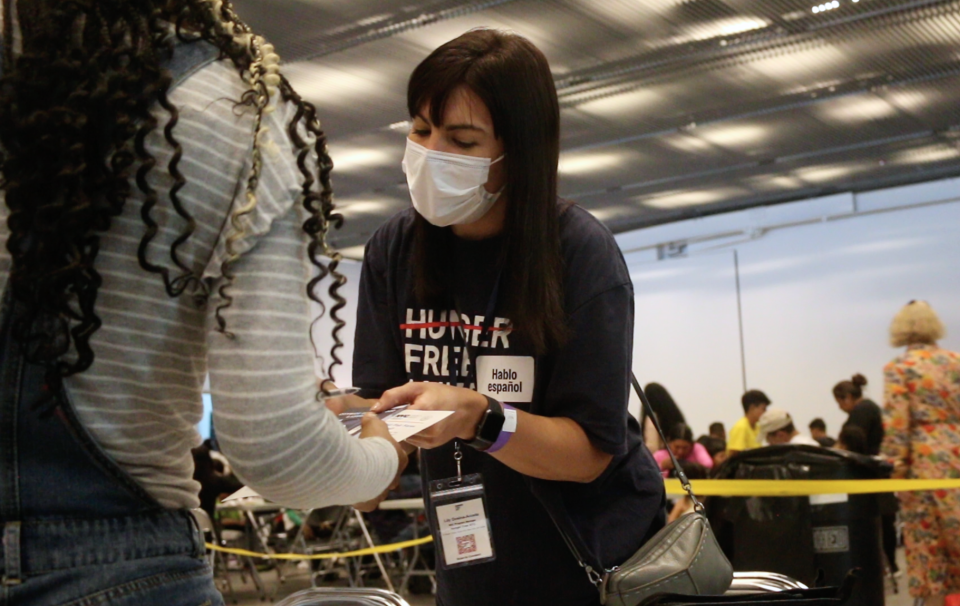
[408,29,566,355]
[0,0,345,410]
[666,422,694,444]
[833,373,867,400]
[644,382,686,432]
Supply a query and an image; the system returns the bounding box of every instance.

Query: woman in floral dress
[881,301,960,605]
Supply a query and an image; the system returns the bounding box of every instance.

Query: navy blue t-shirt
[353,205,665,606]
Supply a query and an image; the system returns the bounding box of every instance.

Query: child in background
[728,390,771,454]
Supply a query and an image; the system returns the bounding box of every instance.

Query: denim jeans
[4,553,220,606]
[0,299,224,606]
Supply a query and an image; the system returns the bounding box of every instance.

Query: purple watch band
[486,404,517,453]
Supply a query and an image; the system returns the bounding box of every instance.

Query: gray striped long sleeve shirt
[0,60,397,510]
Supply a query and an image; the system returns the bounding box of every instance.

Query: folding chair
[214,503,278,602]
[286,506,357,587]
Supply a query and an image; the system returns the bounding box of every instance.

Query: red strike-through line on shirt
[399,322,501,331]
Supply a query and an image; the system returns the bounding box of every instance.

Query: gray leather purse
[548,375,733,606]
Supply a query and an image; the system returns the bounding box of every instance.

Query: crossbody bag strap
[539,488,605,587]
[543,373,705,588]
[631,374,704,512]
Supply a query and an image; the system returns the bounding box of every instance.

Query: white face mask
[401,138,504,227]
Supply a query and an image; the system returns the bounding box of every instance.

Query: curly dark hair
[0,0,346,411]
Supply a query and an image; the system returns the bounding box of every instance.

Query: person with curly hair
[0,1,405,603]
[881,301,960,604]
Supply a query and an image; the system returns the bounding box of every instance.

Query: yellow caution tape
[664,478,960,497]
[204,536,433,560]
[204,479,960,560]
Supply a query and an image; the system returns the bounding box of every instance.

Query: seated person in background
[667,461,709,522]
[191,441,244,526]
[758,408,822,446]
[809,418,836,447]
[697,435,729,467]
[709,422,726,441]
[654,422,714,475]
[728,389,771,454]
[835,425,869,455]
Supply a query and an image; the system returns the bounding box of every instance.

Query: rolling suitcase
[637,570,857,605]
[274,587,411,606]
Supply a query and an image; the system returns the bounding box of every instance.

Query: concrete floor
[885,547,913,606]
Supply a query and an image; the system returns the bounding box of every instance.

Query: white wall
[621,177,960,439]
[626,250,744,423]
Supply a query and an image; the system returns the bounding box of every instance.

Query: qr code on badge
[456,534,477,555]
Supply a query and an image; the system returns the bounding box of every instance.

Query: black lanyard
[451,267,503,387]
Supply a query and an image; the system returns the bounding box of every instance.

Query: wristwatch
[464,396,506,451]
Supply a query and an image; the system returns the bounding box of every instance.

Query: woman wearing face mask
[351,29,666,606]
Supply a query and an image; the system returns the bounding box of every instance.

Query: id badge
[428,473,496,569]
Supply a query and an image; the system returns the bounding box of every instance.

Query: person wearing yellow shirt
[727,389,771,454]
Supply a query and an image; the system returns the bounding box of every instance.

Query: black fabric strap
[631,374,703,510]
[543,373,704,584]
[464,395,504,451]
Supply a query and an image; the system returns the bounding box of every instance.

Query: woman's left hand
[373,382,487,449]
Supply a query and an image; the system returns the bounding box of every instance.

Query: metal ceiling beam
[564,59,960,153]
[568,126,958,202]
[557,0,960,106]
[602,161,960,234]
[286,0,520,62]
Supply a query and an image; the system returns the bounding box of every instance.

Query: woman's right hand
[354,413,409,512]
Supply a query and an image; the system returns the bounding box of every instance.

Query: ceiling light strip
[606,165,960,235]
[566,129,948,202]
[562,61,960,154]
[556,0,960,104]
[289,0,519,62]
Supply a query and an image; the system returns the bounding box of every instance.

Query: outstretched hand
[373,382,487,450]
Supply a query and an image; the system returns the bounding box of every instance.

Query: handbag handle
[540,374,706,587]
[632,374,704,513]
